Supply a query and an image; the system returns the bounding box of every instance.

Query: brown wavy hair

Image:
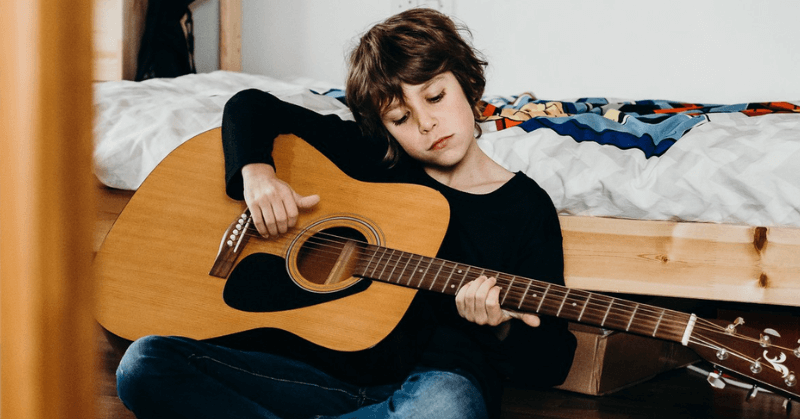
[345,8,488,165]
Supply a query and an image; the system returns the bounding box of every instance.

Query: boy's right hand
[241,163,320,238]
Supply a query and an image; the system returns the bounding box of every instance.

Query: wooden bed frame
[91,0,800,308]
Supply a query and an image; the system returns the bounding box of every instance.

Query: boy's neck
[424,145,513,195]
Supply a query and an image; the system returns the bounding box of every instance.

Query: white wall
[194,0,800,103]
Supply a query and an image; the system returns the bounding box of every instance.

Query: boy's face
[380,71,477,171]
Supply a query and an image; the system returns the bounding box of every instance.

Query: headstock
[687,316,799,405]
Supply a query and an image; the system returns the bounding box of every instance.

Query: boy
[117,8,576,419]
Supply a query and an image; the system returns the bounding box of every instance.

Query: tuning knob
[751,361,763,374]
[707,370,726,389]
[794,339,800,358]
[787,373,797,387]
[746,385,759,401]
[725,317,745,334]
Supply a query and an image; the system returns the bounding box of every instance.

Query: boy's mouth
[430,134,453,150]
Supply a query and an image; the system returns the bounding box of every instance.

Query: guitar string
[689,333,772,370]
[241,225,710,336]
[693,317,798,351]
[285,232,692,328]
[237,226,703,337]
[284,233,734,338]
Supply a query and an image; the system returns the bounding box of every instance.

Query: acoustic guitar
[95,128,799,401]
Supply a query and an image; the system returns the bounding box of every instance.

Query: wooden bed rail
[561,216,800,307]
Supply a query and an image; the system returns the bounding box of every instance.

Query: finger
[502,310,541,328]
[521,313,541,328]
[271,197,289,235]
[455,280,474,319]
[296,193,320,210]
[472,276,495,319]
[484,285,505,325]
[285,193,320,229]
[259,202,279,237]
[246,203,265,237]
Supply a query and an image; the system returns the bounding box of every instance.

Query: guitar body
[94,128,450,352]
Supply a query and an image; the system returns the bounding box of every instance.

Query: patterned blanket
[481,96,800,158]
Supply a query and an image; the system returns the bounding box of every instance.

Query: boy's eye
[392,113,409,126]
[428,91,445,103]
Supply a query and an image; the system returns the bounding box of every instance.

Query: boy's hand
[241,163,320,238]
[455,276,540,338]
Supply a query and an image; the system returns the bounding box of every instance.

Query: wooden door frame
[0,1,96,418]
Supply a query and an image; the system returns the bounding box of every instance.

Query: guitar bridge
[210,210,252,278]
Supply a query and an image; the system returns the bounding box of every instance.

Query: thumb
[295,192,320,209]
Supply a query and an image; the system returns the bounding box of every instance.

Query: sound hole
[296,227,366,286]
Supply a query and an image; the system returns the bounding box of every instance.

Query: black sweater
[221,88,577,417]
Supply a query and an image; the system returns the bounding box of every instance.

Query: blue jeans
[117,335,488,419]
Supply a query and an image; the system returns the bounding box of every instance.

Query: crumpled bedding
[476,96,800,227]
[93,71,800,227]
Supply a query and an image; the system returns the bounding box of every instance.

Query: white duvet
[93,71,800,228]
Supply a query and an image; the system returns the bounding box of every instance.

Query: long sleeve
[221,89,391,200]
[486,182,576,388]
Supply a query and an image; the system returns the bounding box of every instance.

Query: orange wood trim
[0,0,96,418]
[219,0,242,71]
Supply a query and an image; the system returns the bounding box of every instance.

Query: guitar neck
[356,244,692,343]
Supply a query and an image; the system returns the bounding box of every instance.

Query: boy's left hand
[455,276,541,331]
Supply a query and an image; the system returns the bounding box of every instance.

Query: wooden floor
[94,182,800,419]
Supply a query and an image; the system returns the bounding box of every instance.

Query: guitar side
[94,128,450,352]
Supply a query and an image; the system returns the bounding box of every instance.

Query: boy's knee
[116,335,181,409]
[398,370,487,419]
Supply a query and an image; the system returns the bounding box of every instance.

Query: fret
[440,263,458,293]
[416,257,434,288]
[387,250,407,283]
[371,247,389,279]
[652,309,665,337]
[405,256,423,286]
[364,246,380,277]
[556,289,570,317]
[578,293,590,322]
[626,303,639,332]
[601,297,615,326]
[501,276,516,306]
[536,284,551,313]
[376,249,394,280]
[454,266,472,293]
[517,280,531,310]
[428,260,445,290]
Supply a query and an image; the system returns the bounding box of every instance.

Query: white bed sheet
[93,71,800,228]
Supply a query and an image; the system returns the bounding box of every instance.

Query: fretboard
[357,245,691,343]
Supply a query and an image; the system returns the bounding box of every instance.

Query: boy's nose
[418,114,437,133]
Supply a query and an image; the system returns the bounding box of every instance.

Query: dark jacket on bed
[220,88,577,418]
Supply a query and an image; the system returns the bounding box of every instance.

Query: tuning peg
[725,317,745,334]
[782,398,792,414]
[794,339,800,358]
[707,369,726,389]
[746,384,759,401]
[751,360,763,374]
